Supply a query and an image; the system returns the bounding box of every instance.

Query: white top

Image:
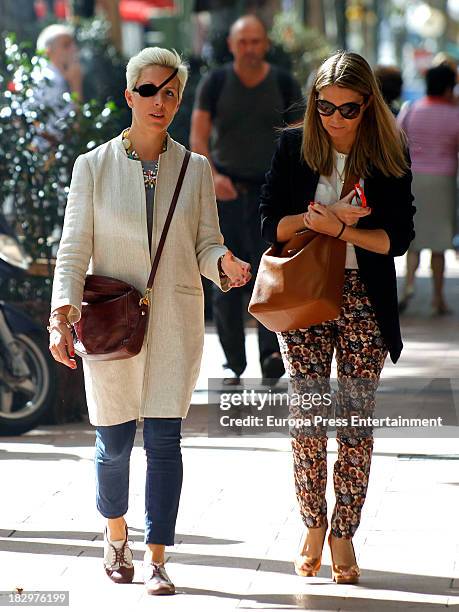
[314,149,361,269]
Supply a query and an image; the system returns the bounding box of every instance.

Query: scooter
[0,214,56,435]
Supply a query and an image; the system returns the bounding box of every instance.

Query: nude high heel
[294,519,328,577]
[327,532,360,584]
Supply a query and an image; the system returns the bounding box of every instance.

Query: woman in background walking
[398,63,459,315]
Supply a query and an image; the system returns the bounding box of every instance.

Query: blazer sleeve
[369,149,416,258]
[195,155,230,291]
[50,155,94,323]
[259,132,291,244]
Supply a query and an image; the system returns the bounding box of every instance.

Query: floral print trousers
[277,271,388,539]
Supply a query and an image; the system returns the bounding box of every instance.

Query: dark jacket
[259,128,416,364]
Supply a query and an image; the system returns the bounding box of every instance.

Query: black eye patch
[133,68,179,97]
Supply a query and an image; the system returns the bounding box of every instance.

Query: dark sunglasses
[316,97,367,119]
[133,68,179,97]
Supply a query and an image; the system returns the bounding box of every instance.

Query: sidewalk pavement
[0,252,458,611]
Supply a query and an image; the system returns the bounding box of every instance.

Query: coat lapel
[112,134,151,275]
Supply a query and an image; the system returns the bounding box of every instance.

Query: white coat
[51,133,229,426]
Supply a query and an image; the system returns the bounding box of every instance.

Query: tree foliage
[0,31,122,303]
[270,10,331,87]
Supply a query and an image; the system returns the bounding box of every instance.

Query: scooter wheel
[0,332,56,436]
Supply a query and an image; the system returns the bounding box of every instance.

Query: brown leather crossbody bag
[73,150,191,361]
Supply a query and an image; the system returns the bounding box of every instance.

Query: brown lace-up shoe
[143,562,175,595]
[103,524,135,584]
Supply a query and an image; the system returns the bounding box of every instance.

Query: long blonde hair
[301,51,408,178]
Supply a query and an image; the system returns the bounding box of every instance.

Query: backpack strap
[275,66,295,111]
[275,66,304,123]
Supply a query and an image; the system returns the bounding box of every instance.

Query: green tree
[270,10,331,88]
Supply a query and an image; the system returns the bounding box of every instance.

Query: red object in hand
[354,183,367,208]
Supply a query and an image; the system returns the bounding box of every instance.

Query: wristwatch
[218,254,227,279]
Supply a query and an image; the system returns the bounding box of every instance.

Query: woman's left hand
[221,250,252,288]
[303,202,343,237]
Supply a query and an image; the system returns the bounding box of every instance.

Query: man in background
[191,14,303,385]
[33,24,83,147]
[28,25,83,253]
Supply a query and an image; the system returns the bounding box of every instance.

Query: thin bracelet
[47,322,72,333]
[48,318,68,327]
[335,222,346,239]
[49,312,68,321]
[47,314,72,333]
[48,315,70,325]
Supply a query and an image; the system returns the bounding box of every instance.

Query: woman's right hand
[328,191,372,226]
[213,173,238,201]
[49,321,77,370]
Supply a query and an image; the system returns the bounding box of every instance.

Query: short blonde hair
[126,47,188,99]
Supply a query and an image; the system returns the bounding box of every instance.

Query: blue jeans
[94,418,183,546]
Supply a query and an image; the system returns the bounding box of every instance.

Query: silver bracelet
[47,316,72,333]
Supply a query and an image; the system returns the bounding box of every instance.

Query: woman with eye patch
[48,47,251,595]
[259,51,415,584]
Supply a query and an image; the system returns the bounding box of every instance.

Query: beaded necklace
[121,128,168,188]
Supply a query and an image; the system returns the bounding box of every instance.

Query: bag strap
[141,149,191,305]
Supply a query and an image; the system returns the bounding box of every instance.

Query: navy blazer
[259,128,416,364]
